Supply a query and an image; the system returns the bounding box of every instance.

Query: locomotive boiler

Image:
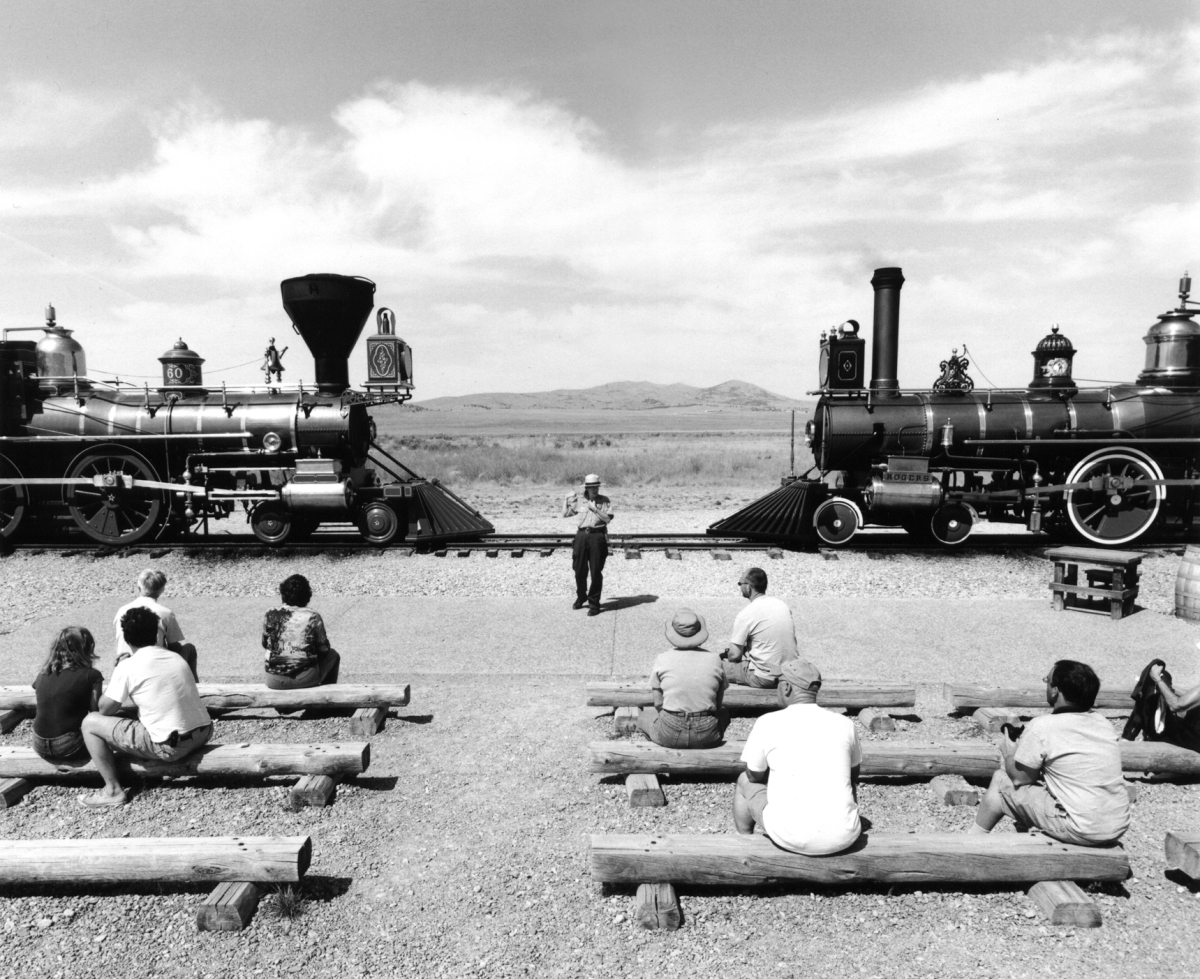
[0,273,494,547]
[710,267,1200,549]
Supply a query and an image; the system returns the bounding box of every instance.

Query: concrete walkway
[3,594,1198,688]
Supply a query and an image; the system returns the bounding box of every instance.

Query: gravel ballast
[1,489,1199,978]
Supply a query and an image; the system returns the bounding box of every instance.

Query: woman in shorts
[31,626,103,762]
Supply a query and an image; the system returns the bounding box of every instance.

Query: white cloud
[0,81,129,152]
[0,25,1195,397]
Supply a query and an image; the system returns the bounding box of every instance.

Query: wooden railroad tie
[711,550,732,561]
[510,549,524,558]
[289,775,339,809]
[0,709,31,735]
[928,775,980,807]
[539,548,554,557]
[665,549,682,560]
[625,773,666,808]
[1165,830,1200,880]
[635,883,681,931]
[486,549,499,558]
[625,548,642,560]
[613,707,640,735]
[456,549,471,558]
[970,707,1024,734]
[1026,880,1102,928]
[767,548,784,560]
[349,707,387,737]
[197,881,262,932]
[435,549,448,557]
[856,708,896,734]
[0,778,32,809]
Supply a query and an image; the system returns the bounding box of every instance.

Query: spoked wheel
[1065,448,1164,546]
[813,498,861,546]
[250,502,293,545]
[64,447,165,545]
[358,501,400,545]
[930,502,975,547]
[0,454,27,541]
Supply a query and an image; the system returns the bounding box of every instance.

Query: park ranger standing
[563,473,614,615]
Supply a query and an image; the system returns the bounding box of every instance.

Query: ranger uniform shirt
[565,493,613,530]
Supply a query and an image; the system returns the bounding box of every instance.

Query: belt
[663,709,716,718]
[578,526,607,534]
[158,723,212,749]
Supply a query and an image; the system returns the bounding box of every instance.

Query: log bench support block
[0,710,30,735]
[349,707,387,737]
[626,773,666,808]
[971,707,1022,734]
[197,881,262,932]
[635,882,681,930]
[614,707,640,735]
[289,775,338,809]
[0,778,32,809]
[1026,880,1102,928]
[1165,830,1200,880]
[928,775,980,807]
[857,708,896,734]
[1125,782,1138,804]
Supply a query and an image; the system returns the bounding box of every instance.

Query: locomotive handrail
[963,437,1200,445]
[0,433,251,442]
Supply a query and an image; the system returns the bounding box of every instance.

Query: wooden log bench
[0,835,311,933]
[590,833,1129,929]
[589,680,916,734]
[589,740,1200,806]
[946,684,1133,712]
[1045,546,1142,620]
[0,683,410,737]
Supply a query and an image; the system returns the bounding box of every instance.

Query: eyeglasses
[737,580,749,587]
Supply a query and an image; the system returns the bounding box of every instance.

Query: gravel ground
[1,490,1199,979]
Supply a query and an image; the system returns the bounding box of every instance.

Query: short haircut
[279,573,312,608]
[138,568,167,598]
[121,605,161,649]
[743,567,768,593]
[1050,660,1100,710]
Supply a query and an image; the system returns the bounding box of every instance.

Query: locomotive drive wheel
[0,454,27,541]
[812,497,861,546]
[250,502,293,545]
[64,448,165,546]
[1065,448,1165,546]
[358,501,400,545]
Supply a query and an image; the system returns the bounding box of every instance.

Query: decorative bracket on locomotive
[710,268,1200,549]
[0,274,494,548]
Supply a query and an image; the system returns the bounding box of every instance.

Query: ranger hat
[583,473,601,486]
[665,608,709,649]
[780,659,822,690]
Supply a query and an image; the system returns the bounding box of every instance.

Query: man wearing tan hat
[734,659,862,855]
[636,609,730,749]
[563,473,614,616]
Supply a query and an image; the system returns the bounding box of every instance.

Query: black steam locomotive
[711,267,1200,548]
[0,274,493,547]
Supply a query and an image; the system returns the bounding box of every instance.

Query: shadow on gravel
[393,712,434,725]
[295,876,354,902]
[350,775,400,791]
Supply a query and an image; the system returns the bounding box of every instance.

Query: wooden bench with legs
[0,836,311,932]
[1044,546,1142,620]
[0,741,370,809]
[0,682,410,738]
[588,680,917,734]
[589,739,1200,807]
[590,833,1130,930]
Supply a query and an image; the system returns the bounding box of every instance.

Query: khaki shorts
[94,715,212,763]
[997,775,1117,847]
[741,777,770,830]
[723,660,778,688]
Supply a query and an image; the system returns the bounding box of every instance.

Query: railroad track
[7,529,1175,558]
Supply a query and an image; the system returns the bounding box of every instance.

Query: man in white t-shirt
[79,605,212,808]
[734,658,862,855]
[723,567,798,688]
[114,568,198,680]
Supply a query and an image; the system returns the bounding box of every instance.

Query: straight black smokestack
[869,266,905,397]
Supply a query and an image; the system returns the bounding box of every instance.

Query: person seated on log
[972,659,1130,845]
[78,605,213,808]
[734,659,862,855]
[31,626,103,764]
[636,609,730,749]
[113,568,199,681]
[722,567,798,688]
[262,573,340,690]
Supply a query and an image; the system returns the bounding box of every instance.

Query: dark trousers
[573,530,608,608]
[265,649,341,689]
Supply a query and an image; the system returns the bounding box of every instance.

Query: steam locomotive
[711,267,1200,548]
[0,274,493,547]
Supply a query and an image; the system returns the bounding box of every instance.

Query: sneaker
[572,599,586,610]
[78,789,128,808]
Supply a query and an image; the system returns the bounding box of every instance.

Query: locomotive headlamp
[365,308,413,390]
[804,419,816,448]
[262,431,283,454]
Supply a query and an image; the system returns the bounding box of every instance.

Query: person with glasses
[722,567,798,688]
[971,659,1129,846]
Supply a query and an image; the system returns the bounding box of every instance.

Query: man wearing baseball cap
[734,659,862,855]
[563,473,614,616]
[637,608,730,749]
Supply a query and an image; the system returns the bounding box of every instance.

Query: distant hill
[413,380,810,412]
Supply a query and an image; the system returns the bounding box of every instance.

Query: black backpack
[1122,659,1200,751]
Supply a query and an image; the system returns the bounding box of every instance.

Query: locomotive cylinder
[280,479,353,512]
[869,267,905,397]
[862,470,944,522]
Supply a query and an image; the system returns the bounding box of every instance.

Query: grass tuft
[264,885,307,920]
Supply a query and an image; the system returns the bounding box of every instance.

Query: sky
[0,0,1197,400]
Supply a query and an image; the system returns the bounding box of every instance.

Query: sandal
[77,790,128,808]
